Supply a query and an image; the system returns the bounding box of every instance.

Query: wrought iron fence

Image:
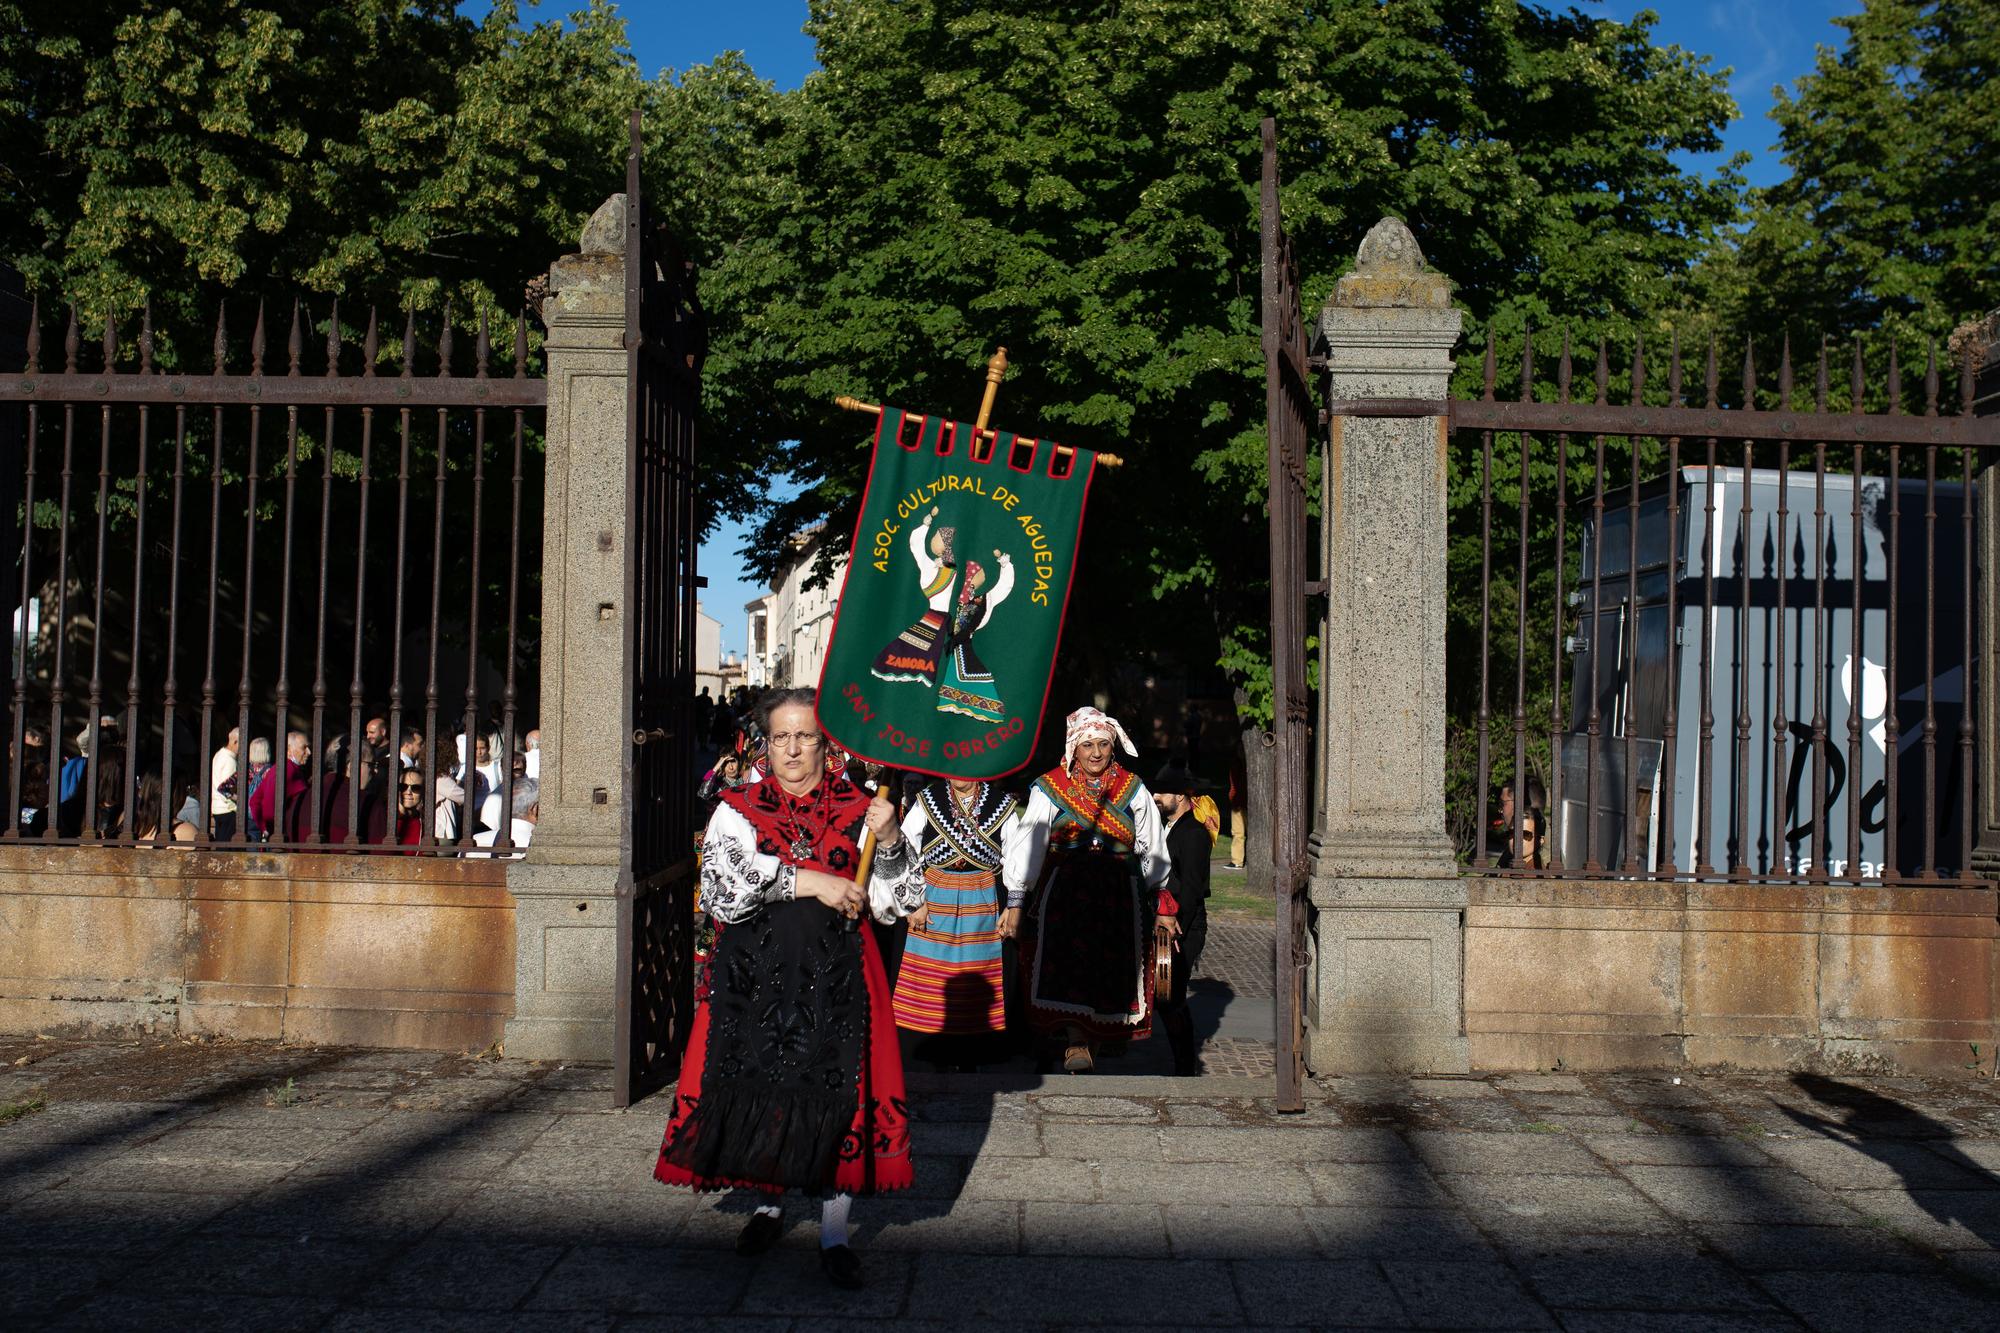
[1446,330,1995,886]
[1,297,547,854]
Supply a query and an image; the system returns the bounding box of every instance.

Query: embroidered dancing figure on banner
[820,398,1099,782]
[935,550,1014,723]
[869,507,956,689]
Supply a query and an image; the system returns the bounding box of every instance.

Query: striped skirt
[892,865,1007,1035]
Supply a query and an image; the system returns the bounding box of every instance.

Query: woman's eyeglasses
[768,732,823,750]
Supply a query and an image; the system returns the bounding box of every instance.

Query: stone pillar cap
[1330,218,1452,311]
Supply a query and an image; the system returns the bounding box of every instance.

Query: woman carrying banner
[870,508,956,688]
[891,775,1021,1067]
[655,687,924,1290]
[1003,706,1179,1073]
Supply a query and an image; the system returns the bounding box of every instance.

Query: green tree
[694,0,1741,862]
[1,0,644,350]
[1726,0,1998,354]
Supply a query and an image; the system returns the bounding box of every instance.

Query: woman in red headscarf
[655,687,923,1291]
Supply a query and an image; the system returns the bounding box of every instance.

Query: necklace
[774,779,832,863]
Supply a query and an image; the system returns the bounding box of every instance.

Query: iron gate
[1260,119,1315,1113]
[613,111,705,1108]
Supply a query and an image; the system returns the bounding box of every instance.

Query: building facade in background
[744,525,848,690]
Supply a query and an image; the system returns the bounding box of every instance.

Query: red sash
[721,773,869,876]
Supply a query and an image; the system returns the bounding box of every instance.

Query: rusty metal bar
[1473,338,1495,870]
[1449,398,2000,447]
[388,312,415,845]
[1922,433,1939,878]
[1809,432,1829,882]
[458,312,490,850]
[344,306,373,846]
[158,403,188,845]
[45,308,78,842]
[421,308,451,849]
[232,303,267,845]
[308,299,337,844]
[1733,340,1760,877]
[3,374,544,408]
[1512,334,1533,870]
[276,303,306,844]
[1623,335,1644,874]
[1696,338,1719,877]
[1546,333,1572,875]
[1658,335,1684,876]
[7,301,40,841]
[498,313,528,851]
[120,307,154,840]
[81,315,114,839]
[1961,354,1977,876]
[1584,340,1608,874]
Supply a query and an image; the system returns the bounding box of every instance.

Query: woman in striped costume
[891,776,1020,1067]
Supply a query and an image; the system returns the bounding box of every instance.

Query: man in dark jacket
[1152,762,1211,1076]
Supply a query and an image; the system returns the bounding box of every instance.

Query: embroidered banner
[818,406,1096,780]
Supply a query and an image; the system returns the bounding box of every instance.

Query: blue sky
[588,0,1861,655]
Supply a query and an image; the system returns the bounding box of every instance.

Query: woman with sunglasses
[655,686,924,1290]
[395,768,427,848]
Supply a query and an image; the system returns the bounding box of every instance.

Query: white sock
[754,1202,781,1220]
[819,1192,852,1248]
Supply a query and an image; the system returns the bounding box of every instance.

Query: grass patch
[1206,867,1276,918]
[0,1095,46,1125]
[1522,1121,1562,1134]
[265,1077,301,1108]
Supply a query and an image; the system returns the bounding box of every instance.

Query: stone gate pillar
[504,195,633,1061]
[1307,219,1469,1073]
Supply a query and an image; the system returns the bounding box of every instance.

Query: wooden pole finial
[974,346,1008,433]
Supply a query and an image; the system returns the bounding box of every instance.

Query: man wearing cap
[1003,706,1178,1073]
[1152,762,1211,1076]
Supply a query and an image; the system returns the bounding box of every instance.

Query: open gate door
[1260,119,1315,1113]
[613,112,705,1108]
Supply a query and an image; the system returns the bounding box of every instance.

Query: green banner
[818,405,1096,780]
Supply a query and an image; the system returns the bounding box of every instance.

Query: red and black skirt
[655,897,912,1196]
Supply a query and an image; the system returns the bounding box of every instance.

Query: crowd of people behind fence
[9,711,542,854]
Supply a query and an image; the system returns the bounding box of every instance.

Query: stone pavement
[4,1034,2000,1331]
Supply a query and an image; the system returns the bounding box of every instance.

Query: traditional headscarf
[1063,706,1136,772]
[958,559,986,606]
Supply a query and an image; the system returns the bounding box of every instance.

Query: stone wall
[0,846,515,1050]
[1464,876,2000,1074]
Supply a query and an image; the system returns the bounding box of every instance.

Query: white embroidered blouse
[699,800,926,925]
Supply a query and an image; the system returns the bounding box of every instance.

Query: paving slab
[1520,1255,1778,1313]
[1100,1159,1316,1206]
[1755,1270,2000,1333]
[1411,1129,1608,1176]
[1303,1205,1500,1262]
[908,1254,1245,1325]
[1023,1201,1170,1256]
[1618,1164,1866,1227]
[54,1293,340,1332]
[1380,1259,1556,1330]
[1161,1203,1314,1259]
[358,1239,567,1311]
[523,1245,751,1314]
[1232,1256,1406,1326]
[1758,1137,1996,1191]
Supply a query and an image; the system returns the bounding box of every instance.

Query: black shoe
[736,1211,783,1256]
[820,1243,865,1289]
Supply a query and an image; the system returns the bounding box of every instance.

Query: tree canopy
[691,0,1741,728]
[1722,0,1998,352]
